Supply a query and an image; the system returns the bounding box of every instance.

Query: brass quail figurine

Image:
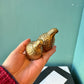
[38,28,58,52]
[26,28,58,60]
[26,39,43,60]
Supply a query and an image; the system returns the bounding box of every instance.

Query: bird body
[38,28,58,52]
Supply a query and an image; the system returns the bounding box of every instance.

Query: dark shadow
[71,66,82,84]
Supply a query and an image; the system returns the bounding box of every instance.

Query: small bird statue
[38,28,58,52]
[26,39,43,60]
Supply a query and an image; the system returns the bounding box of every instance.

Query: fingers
[42,46,56,64]
[15,38,31,53]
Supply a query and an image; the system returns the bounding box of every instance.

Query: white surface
[40,71,67,84]
[59,66,70,74]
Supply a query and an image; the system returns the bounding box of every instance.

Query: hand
[2,39,56,84]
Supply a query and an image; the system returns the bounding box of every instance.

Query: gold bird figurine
[26,39,43,60]
[38,28,58,52]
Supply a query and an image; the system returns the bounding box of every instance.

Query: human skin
[2,38,56,84]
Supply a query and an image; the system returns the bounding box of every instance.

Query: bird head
[33,39,43,48]
[47,28,58,37]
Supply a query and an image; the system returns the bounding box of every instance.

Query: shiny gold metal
[38,28,58,52]
[26,28,58,60]
[26,39,43,60]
